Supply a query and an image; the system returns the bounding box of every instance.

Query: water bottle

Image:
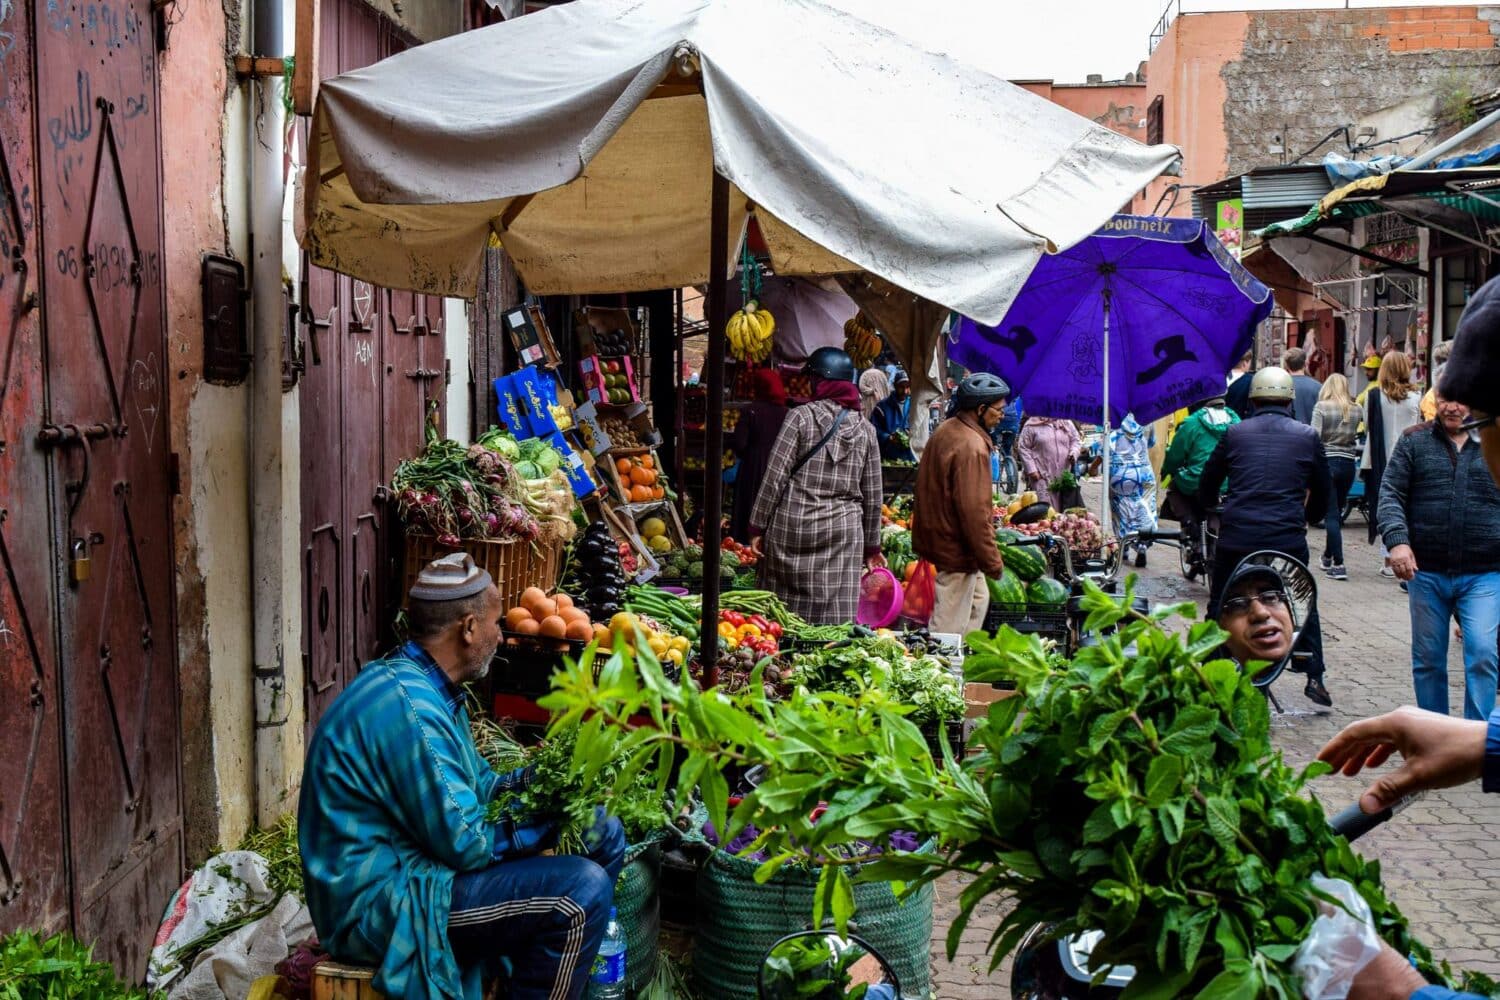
[587,906,626,999]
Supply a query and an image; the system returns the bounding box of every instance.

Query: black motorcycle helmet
[804,346,857,384]
[954,372,1010,411]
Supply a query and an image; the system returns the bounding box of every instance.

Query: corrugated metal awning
[1241,167,1333,210]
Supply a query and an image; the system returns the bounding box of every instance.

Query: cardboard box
[964,681,1017,719]
[545,431,599,498]
[570,400,612,456]
[493,372,534,438]
[579,354,639,407]
[575,306,638,358]
[513,365,571,437]
[504,303,561,369]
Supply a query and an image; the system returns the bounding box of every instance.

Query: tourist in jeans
[1362,351,1422,580]
[1312,374,1361,580]
[1377,390,1500,720]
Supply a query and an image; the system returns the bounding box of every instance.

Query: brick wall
[1220,6,1500,176]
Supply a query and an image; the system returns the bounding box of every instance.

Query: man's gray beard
[468,654,493,681]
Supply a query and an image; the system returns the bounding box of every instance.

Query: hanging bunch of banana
[843,311,882,367]
[727,300,776,363]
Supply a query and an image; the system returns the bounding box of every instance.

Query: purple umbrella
[950,215,1271,427]
[949,214,1271,534]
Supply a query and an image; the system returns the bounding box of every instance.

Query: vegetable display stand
[692,849,934,999]
[615,840,664,994]
[400,534,562,611]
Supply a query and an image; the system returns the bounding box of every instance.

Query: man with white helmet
[1199,366,1332,707]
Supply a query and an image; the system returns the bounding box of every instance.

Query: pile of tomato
[716,610,781,657]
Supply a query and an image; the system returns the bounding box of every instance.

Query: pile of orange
[615,453,666,503]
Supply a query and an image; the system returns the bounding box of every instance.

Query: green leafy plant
[786,639,964,727]
[0,931,161,1000]
[541,583,1500,998]
[1047,469,1079,493]
[482,719,671,851]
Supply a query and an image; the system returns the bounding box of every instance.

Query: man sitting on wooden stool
[298,553,625,1000]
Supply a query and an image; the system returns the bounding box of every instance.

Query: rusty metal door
[0,0,69,938]
[16,0,181,975]
[300,0,438,740]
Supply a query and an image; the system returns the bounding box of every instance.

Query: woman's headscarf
[751,367,788,406]
[858,369,891,417]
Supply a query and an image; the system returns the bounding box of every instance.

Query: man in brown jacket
[915,373,1010,635]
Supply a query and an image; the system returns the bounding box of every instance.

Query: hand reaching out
[1317,706,1487,814]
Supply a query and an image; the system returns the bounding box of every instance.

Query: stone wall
[1221,7,1500,176]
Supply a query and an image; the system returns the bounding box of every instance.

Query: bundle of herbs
[540,584,1499,998]
[477,715,670,851]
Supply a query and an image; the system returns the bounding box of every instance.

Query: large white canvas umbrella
[299,0,1181,670]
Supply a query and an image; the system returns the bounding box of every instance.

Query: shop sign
[1361,212,1419,272]
[1215,199,1243,260]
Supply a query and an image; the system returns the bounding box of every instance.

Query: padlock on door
[70,537,91,583]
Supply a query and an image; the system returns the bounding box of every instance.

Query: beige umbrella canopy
[301,0,1178,319]
[299,0,1180,666]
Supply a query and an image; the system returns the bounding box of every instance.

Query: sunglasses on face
[1221,589,1288,616]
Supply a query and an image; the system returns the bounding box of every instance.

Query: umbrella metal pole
[700,171,732,686]
[1100,292,1112,541]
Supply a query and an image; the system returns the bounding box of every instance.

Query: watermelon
[986,568,1026,607]
[1001,544,1047,583]
[994,527,1024,547]
[1027,576,1070,608]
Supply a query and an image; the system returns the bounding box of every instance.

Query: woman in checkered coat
[749,348,885,624]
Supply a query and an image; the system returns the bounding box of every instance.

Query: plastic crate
[982,601,1071,642]
[920,718,967,760]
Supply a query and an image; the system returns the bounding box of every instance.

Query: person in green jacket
[1161,393,1240,579]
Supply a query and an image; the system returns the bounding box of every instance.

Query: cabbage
[493,435,520,460]
[514,460,541,480]
[535,447,562,476]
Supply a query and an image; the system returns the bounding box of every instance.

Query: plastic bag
[901,560,936,624]
[1293,875,1383,1000]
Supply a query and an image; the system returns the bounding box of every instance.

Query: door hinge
[168,452,182,496]
[444,358,452,386]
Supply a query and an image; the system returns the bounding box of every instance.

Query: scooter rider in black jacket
[1199,366,1333,707]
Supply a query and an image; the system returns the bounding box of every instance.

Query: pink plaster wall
[1135,11,1250,217]
[158,0,235,862]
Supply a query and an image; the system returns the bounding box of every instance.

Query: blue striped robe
[298,643,542,1000]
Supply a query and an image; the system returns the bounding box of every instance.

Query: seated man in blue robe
[299,552,625,1000]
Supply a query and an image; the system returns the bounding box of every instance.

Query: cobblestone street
[931,514,1500,997]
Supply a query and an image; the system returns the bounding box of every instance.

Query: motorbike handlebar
[1328,793,1422,842]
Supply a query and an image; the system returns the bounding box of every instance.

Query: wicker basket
[400,533,562,610]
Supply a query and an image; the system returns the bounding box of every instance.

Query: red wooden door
[0,0,182,976]
[0,0,69,936]
[299,0,441,740]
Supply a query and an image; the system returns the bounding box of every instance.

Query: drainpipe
[1397,106,1500,172]
[248,0,293,824]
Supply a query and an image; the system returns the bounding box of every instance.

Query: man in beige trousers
[914,373,1010,636]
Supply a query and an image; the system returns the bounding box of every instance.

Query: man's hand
[1347,943,1429,1000]
[749,536,765,558]
[1388,544,1418,581]
[865,552,887,572]
[1317,705,1487,813]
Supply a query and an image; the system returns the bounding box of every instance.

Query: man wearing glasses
[1216,563,1294,675]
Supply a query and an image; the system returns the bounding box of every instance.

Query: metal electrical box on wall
[201,254,250,385]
